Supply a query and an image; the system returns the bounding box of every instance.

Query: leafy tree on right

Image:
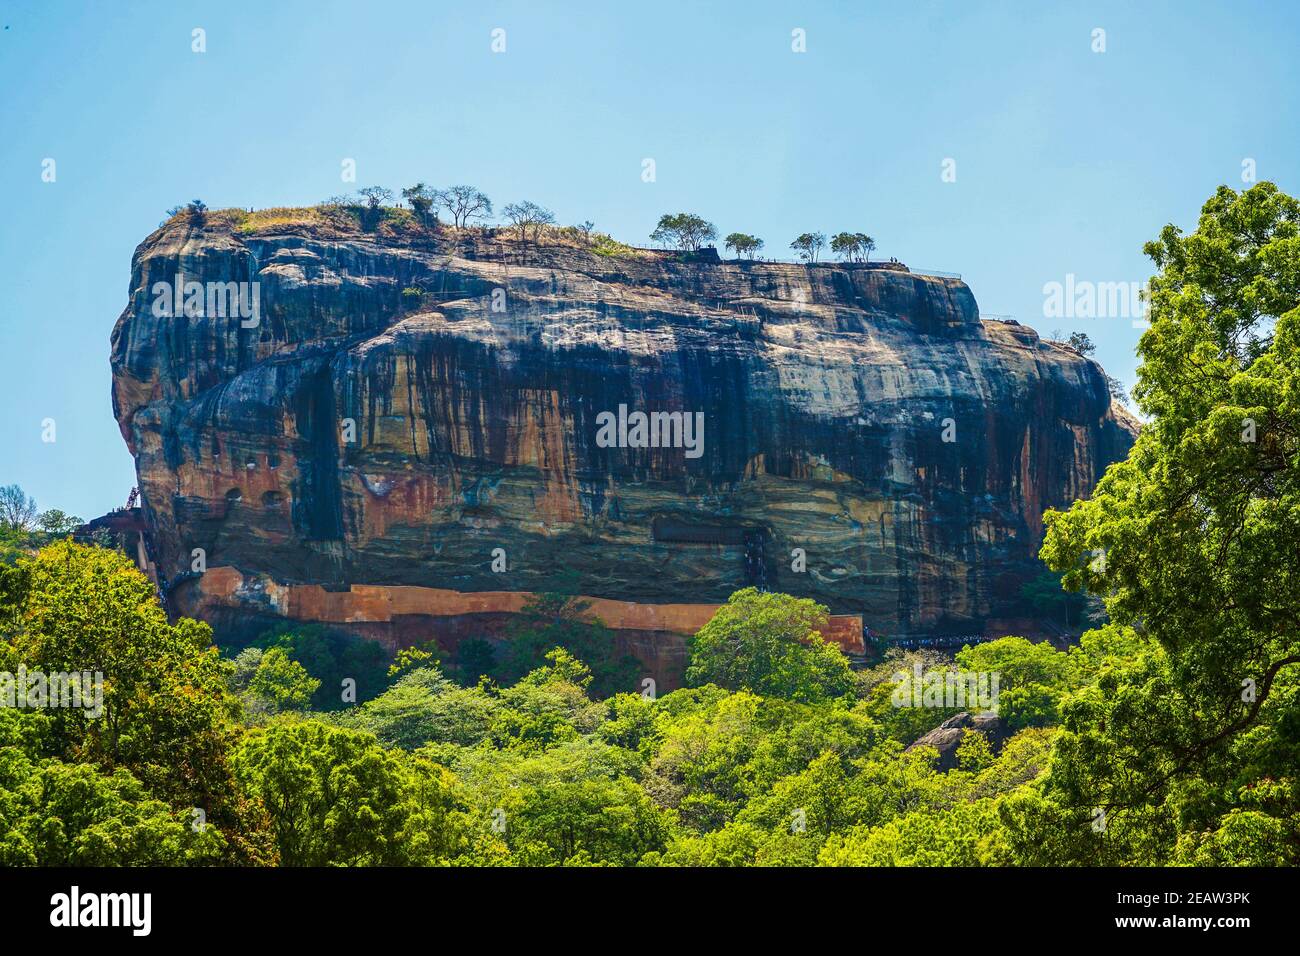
[1027,182,1300,865]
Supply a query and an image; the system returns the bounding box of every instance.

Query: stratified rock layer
[110,216,1136,653]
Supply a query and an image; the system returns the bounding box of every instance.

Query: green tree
[490,650,604,752]
[0,707,225,865]
[686,589,855,704]
[255,623,389,710]
[830,232,875,263]
[497,593,641,698]
[818,800,1001,866]
[724,232,763,259]
[35,509,82,536]
[401,183,437,224]
[1019,570,1092,628]
[790,232,827,263]
[249,648,319,712]
[1031,182,1300,864]
[232,721,419,866]
[0,541,270,863]
[339,665,501,750]
[455,637,496,685]
[2,541,241,811]
[388,644,436,679]
[229,646,264,693]
[650,213,717,251]
[507,776,672,865]
[0,753,225,865]
[1067,331,1096,356]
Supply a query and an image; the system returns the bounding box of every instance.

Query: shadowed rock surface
[906,712,1010,770]
[109,211,1136,656]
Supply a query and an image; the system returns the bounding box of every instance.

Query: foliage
[1019,570,1094,629]
[9,186,1300,871]
[724,232,763,259]
[1067,331,1096,356]
[388,644,436,679]
[455,637,496,685]
[230,720,488,865]
[650,213,717,251]
[0,527,1287,866]
[401,183,437,224]
[790,232,827,262]
[830,232,875,263]
[1106,373,1131,408]
[494,592,641,699]
[1029,182,1300,864]
[0,542,269,863]
[252,623,389,710]
[248,648,319,712]
[589,233,638,258]
[0,711,225,865]
[35,509,82,535]
[686,588,855,704]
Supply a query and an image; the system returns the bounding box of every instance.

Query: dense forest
[1,183,1297,866]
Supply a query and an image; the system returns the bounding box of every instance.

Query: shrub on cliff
[401,183,437,225]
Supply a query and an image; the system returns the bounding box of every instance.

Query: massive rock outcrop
[109,210,1136,678]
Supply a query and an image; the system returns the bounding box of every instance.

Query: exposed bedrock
[109,217,1137,663]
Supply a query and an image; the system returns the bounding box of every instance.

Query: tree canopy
[830,232,875,262]
[5,185,1297,867]
[790,232,827,263]
[724,232,764,259]
[1032,182,1300,863]
[650,213,717,251]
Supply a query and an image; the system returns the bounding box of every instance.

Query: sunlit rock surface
[109,214,1136,669]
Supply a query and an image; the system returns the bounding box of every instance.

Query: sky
[1,0,1297,521]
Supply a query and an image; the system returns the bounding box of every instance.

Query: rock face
[109,213,1136,671]
[906,712,1009,771]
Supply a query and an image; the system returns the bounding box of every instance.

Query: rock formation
[906,712,1010,771]
[108,209,1136,680]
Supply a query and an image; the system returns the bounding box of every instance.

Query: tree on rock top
[724,233,764,259]
[650,213,717,251]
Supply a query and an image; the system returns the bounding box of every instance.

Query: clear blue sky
[2,0,1297,520]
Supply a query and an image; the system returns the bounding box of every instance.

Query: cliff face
[110,213,1136,662]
